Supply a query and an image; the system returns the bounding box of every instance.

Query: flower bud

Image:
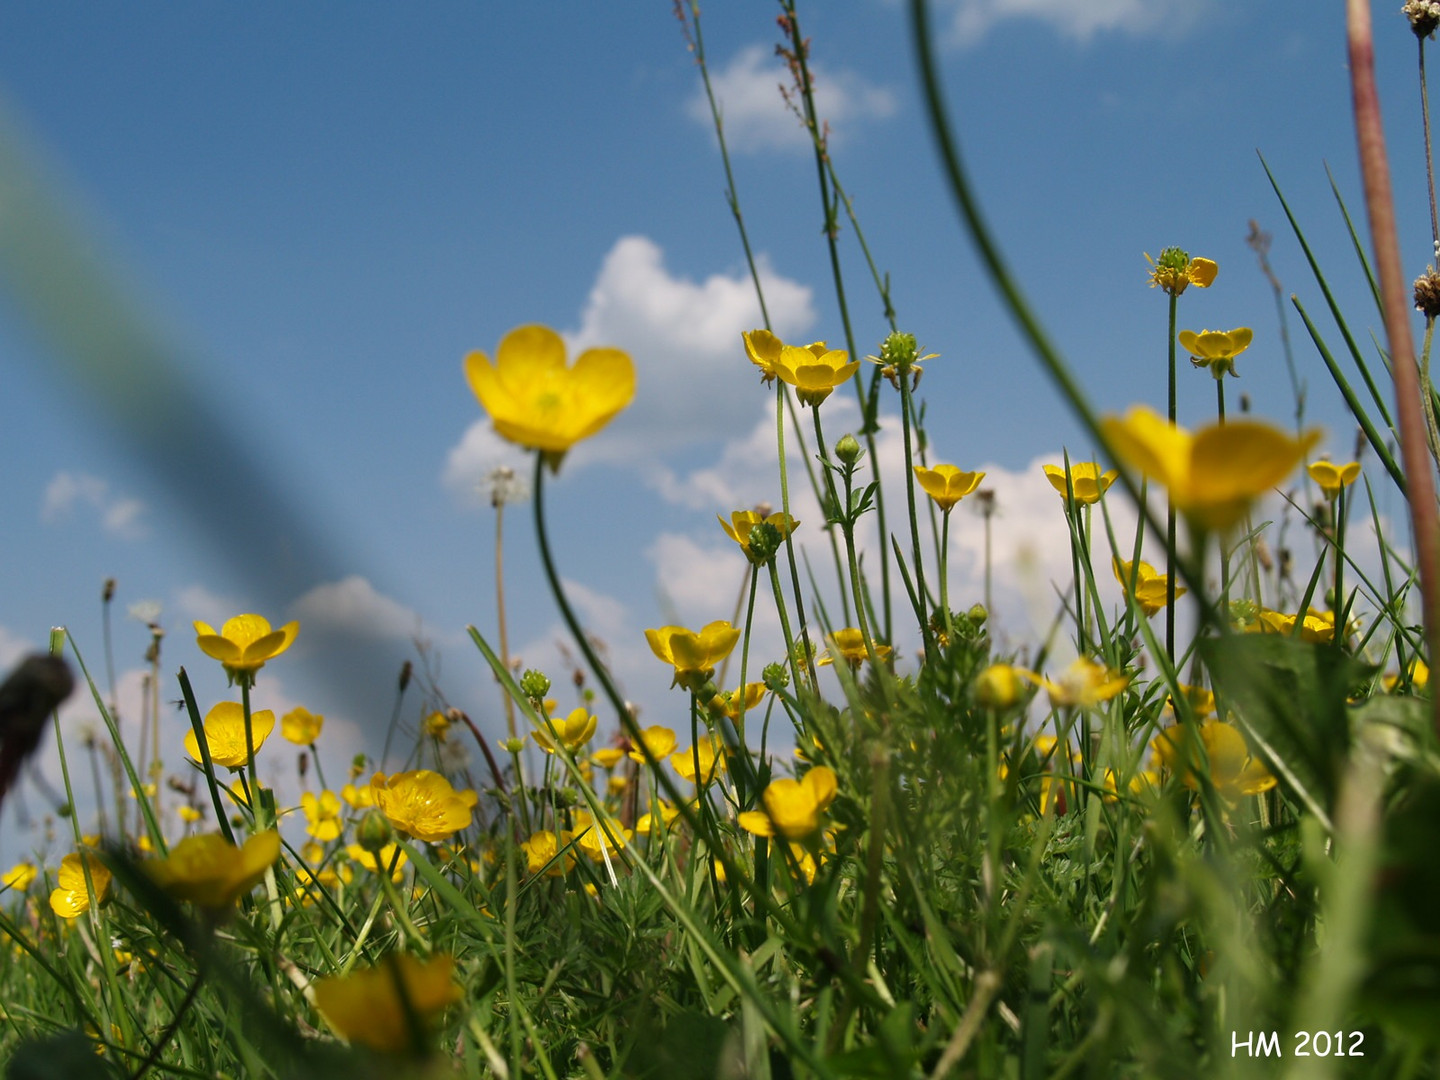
[519,669,552,702]
[762,662,790,691]
[834,434,862,466]
[356,809,393,854]
[746,521,783,565]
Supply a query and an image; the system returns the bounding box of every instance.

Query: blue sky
[0,2,1427,855]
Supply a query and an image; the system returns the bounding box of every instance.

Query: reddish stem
[1348,0,1440,736]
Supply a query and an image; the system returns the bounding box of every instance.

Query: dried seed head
[1414,266,1440,317]
[1404,0,1440,38]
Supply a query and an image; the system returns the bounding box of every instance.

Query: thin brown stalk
[1347,0,1440,737]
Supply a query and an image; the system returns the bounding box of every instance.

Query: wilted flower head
[1146,248,1217,296]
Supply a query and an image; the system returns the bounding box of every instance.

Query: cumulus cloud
[443,235,816,492]
[290,576,426,641]
[174,584,244,629]
[687,44,896,153]
[41,471,148,540]
[943,0,1207,46]
[0,625,34,669]
[441,424,531,507]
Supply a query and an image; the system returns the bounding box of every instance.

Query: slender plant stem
[1422,35,1440,257]
[1166,294,1178,662]
[1348,0,1440,738]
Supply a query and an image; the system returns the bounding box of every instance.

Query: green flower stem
[938,509,953,645]
[1421,318,1440,466]
[508,745,533,838]
[814,406,878,663]
[775,382,820,692]
[898,367,933,661]
[307,741,328,793]
[768,559,804,692]
[1166,293,1179,663]
[240,680,266,831]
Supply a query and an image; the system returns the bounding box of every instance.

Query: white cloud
[441,423,531,506]
[443,235,816,490]
[943,0,1207,46]
[41,471,148,540]
[687,44,897,153]
[290,576,425,641]
[174,584,243,629]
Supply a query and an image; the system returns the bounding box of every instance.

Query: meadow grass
[2,2,1440,1077]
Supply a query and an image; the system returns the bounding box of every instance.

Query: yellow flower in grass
[423,711,452,739]
[1179,327,1252,379]
[768,337,860,407]
[1257,607,1344,644]
[670,734,727,785]
[1308,460,1361,500]
[184,702,275,770]
[301,790,344,842]
[636,800,681,834]
[1146,249,1217,296]
[521,830,573,877]
[145,830,280,910]
[1153,721,1276,800]
[346,842,408,879]
[3,862,36,892]
[817,628,893,667]
[531,706,597,755]
[371,771,476,844]
[341,781,376,809]
[719,509,799,564]
[737,766,837,841]
[177,804,203,824]
[913,464,986,511]
[742,329,784,384]
[975,663,1030,708]
[193,614,298,683]
[1384,657,1430,693]
[1101,406,1321,531]
[49,851,112,919]
[567,812,631,861]
[281,706,324,745]
[1027,658,1129,709]
[591,747,625,770]
[464,324,635,469]
[1112,556,1185,617]
[1042,462,1118,504]
[627,725,678,765]
[645,621,739,692]
[714,682,768,722]
[313,952,463,1055]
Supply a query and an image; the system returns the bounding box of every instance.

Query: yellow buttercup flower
[313,952,463,1054]
[670,734,727,785]
[184,702,276,770]
[768,338,860,407]
[145,830,280,909]
[1027,658,1129,709]
[465,324,635,469]
[627,725,678,765]
[635,801,681,835]
[346,842,408,880]
[591,747,626,770]
[912,464,986,512]
[1112,556,1185,617]
[521,830,572,877]
[645,621,740,692]
[49,851,112,919]
[567,811,631,861]
[341,781,375,809]
[1146,249,1217,296]
[713,682,767,722]
[742,329,784,385]
[1179,327,1252,379]
[193,614,298,683]
[532,706,597,755]
[1042,462,1117,504]
[1308,460,1361,500]
[301,790,344,841]
[719,509,799,564]
[2,861,36,892]
[974,663,1029,708]
[1101,406,1321,530]
[1257,607,1344,644]
[737,766,837,841]
[817,627,893,667]
[370,771,476,844]
[280,706,324,745]
[1153,721,1276,800]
